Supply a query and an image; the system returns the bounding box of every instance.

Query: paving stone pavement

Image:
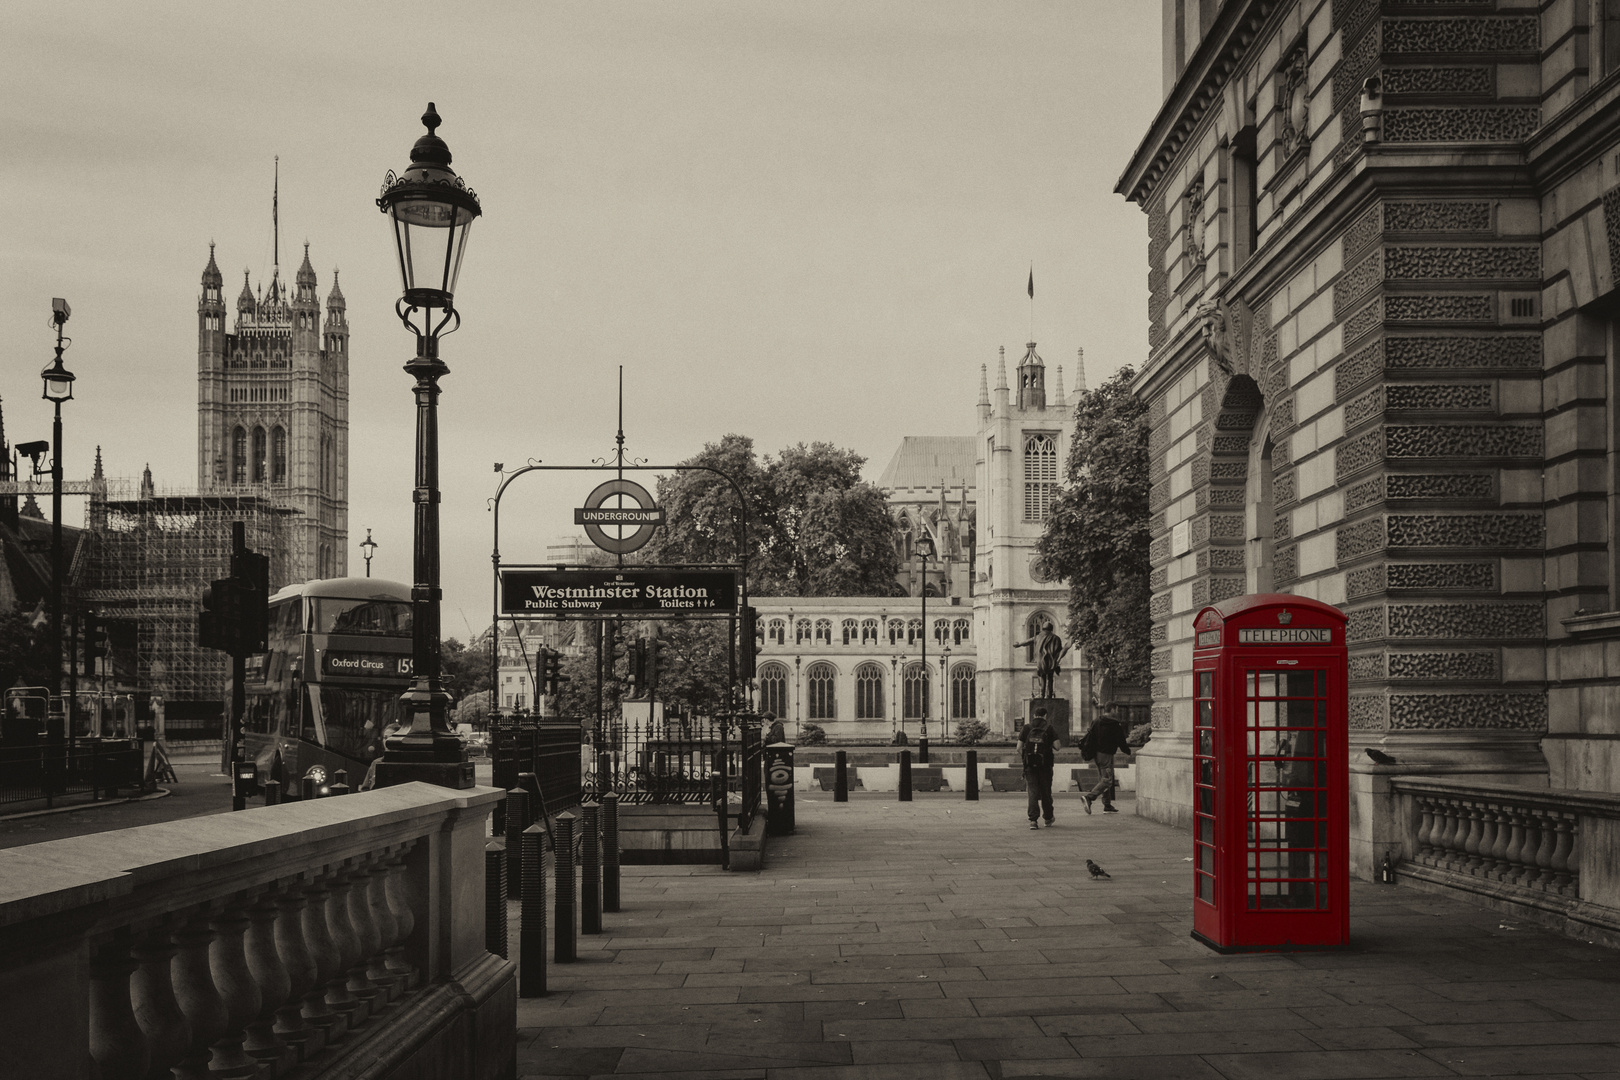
[515,792,1620,1079]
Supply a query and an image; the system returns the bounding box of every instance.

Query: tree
[440,635,493,701]
[644,435,902,597]
[0,607,52,692]
[1036,367,1152,687]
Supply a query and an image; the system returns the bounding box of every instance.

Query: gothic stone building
[1120,0,1620,893]
[197,244,349,582]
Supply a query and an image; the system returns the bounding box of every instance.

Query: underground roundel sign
[573,478,666,555]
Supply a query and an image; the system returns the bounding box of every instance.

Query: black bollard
[965,749,979,801]
[581,802,602,935]
[329,770,350,797]
[485,841,508,959]
[520,824,547,997]
[263,778,281,806]
[834,750,848,803]
[505,788,529,888]
[918,736,929,765]
[899,749,913,802]
[602,792,621,913]
[554,811,577,963]
[301,775,316,802]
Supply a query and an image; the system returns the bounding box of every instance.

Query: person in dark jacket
[1079,713,1133,814]
[1019,708,1061,828]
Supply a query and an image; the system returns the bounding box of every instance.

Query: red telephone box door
[1191,594,1347,952]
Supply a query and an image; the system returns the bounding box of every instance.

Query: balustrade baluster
[1482,805,1509,879]
[90,931,150,1080]
[298,874,344,1040]
[321,865,365,1024]
[169,910,228,1080]
[1414,797,1437,864]
[1529,809,1558,889]
[1461,800,1487,873]
[1435,799,1464,871]
[384,849,419,990]
[365,857,403,999]
[343,862,385,1008]
[1550,813,1577,893]
[243,889,294,1070]
[272,881,322,1060]
[204,900,261,1076]
[131,923,190,1080]
[1501,808,1529,885]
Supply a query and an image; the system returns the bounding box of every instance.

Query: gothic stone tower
[974,343,1083,734]
[197,244,349,581]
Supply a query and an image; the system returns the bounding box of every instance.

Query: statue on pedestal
[1014,620,1070,700]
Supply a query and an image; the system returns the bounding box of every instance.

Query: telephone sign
[1191,593,1348,952]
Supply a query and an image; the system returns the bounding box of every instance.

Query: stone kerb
[0,782,511,1080]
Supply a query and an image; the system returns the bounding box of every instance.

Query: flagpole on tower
[1027,264,1034,339]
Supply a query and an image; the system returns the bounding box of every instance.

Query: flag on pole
[1027,268,1034,299]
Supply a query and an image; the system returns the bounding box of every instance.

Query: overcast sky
[4,1,1160,635]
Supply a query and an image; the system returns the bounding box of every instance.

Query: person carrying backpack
[1019,708,1061,829]
[1079,712,1133,814]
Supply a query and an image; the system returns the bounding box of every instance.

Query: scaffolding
[78,480,296,725]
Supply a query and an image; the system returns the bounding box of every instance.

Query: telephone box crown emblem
[1277,609,1292,625]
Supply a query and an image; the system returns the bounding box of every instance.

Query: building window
[1023,433,1057,521]
[952,618,971,644]
[861,618,879,643]
[758,663,789,719]
[815,619,832,645]
[806,662,836,720]
[841,618,858,645]
[933,619,949,645]
[796,620,811,645]
[903,663,930,721]
[855,663,884,720]
[951,663,977,720]
[252,427,267,483]
[231,427,247,484]
[888,619,904,644]
[907,618,922,645]
[768,619,786,645]
[271,426,287,484]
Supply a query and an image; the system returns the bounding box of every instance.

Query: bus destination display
[323,651,413,678]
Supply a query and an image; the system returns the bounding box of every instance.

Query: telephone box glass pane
[1193,665,1216,908]
[1245,667,1330,911]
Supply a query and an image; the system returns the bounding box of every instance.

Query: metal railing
[490,717,583,820]
[0,738,145,808]
[734,724,763,833]
[585,716,729,804]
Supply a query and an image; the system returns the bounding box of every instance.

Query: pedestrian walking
[1019,707,1060,828]
[1079,712,1133,814]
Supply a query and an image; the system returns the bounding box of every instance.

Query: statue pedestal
[1025,698,1071,743]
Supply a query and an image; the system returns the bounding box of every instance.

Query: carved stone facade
[1121,0,1620,878]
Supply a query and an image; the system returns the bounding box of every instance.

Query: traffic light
[541,647,563,695]
[83,615,108,672]
[198,577,241,652]
[627,639,648,697]
[739,605,759,680]
[648,636,665,697]
[234,549,270,653]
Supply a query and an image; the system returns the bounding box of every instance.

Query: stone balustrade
[0,782,513,1080]
[1390,777,1620,945]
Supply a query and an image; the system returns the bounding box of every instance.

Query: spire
[1016,341,1046,409]
[140,463,154,499]
[1074,347,1087,396]
[21,493,42,519]
[327,268,345,310]
[93,446,104,482]
[1054,365,1066,404]
[238,269,255,312]
[296,241,317,287]
[995,346,1008,390]
[202,242,222,289]
[977,364,989,407]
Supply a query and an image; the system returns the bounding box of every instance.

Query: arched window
[252,427,267,483]
[806,663,836,720]
[933,619,950,645]
[907,618,923,645]
[888,619,905,645]
[796,619,811,645]
[768,619,786,645]
[1023,432,1058,522]
[903,663,930,720]
[231,427,247,484]
[951,663,977,720]
[814,619,832,645]
[841,619,858,645]
[855,663,884,720]
[271,426,287,484]
[952,618,971,644]
[757,663,789,720]
[861,619,879,644]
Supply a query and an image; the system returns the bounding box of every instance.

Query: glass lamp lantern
[377,102,482,322]
[42,359,75,403]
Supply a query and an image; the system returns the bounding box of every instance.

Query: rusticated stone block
[1212,435,1249,456]
[1336,250,1383,316]
[1345,386,1385,429]
[1388,692,1546,731]
[1275,470,1296,506]
[1151,649,1172,673]
[1336,339,1385,396]
[1387,603,1541,638]
[1385,513,1542,548]
[1274,514,1292,542]
[1385,294,1494,322]
[1382,17,1539,53]
[1381,68,1493,97]
[1209,547,1245,570]
[1210,486,1245,507]
[1384,200,1492,232]
[1386,474,1493,500]
[1347,563,1387,597]
[1211,576,1245,602]
[1386,562,1495,590]
[1349,652,1386,679]
[1342,201,1382,256]
[1385,424,1542,458]
[1337,429,1383,481]
[1349,694,1387,730]
[1150,535,1171,565]
[1345,299,1384,341]
[1387,651,1498,680]
[1276,544,1298,583]
[1150,566,1168,590]
[1338,516,1387,562]
[1191,578,1210,607]
[1383,107,1541,143]
[1346,477,1384,514]
[1150,592,1172,619]
[1385,334,1540,369]
[1346,605,1386,642]
[1384,246,1539,280]
[1150,622,1168,644]
[1385,384,1492,410]
[1151,680,1169,701]
[1211,461,1248,480]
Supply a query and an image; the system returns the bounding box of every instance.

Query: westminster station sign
[501,568,738,616]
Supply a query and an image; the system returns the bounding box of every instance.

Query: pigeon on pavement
[1086,860,1110,879]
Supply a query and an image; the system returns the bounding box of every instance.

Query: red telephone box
[1191,593,1348,952]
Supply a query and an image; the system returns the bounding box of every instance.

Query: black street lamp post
[916,534,934,763]
[373,103,481,790]
[42,300,75,755]
[360,528,377,578]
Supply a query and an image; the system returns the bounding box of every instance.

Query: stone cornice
[1116,0,1280,206]
[1526,68,1620,190]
